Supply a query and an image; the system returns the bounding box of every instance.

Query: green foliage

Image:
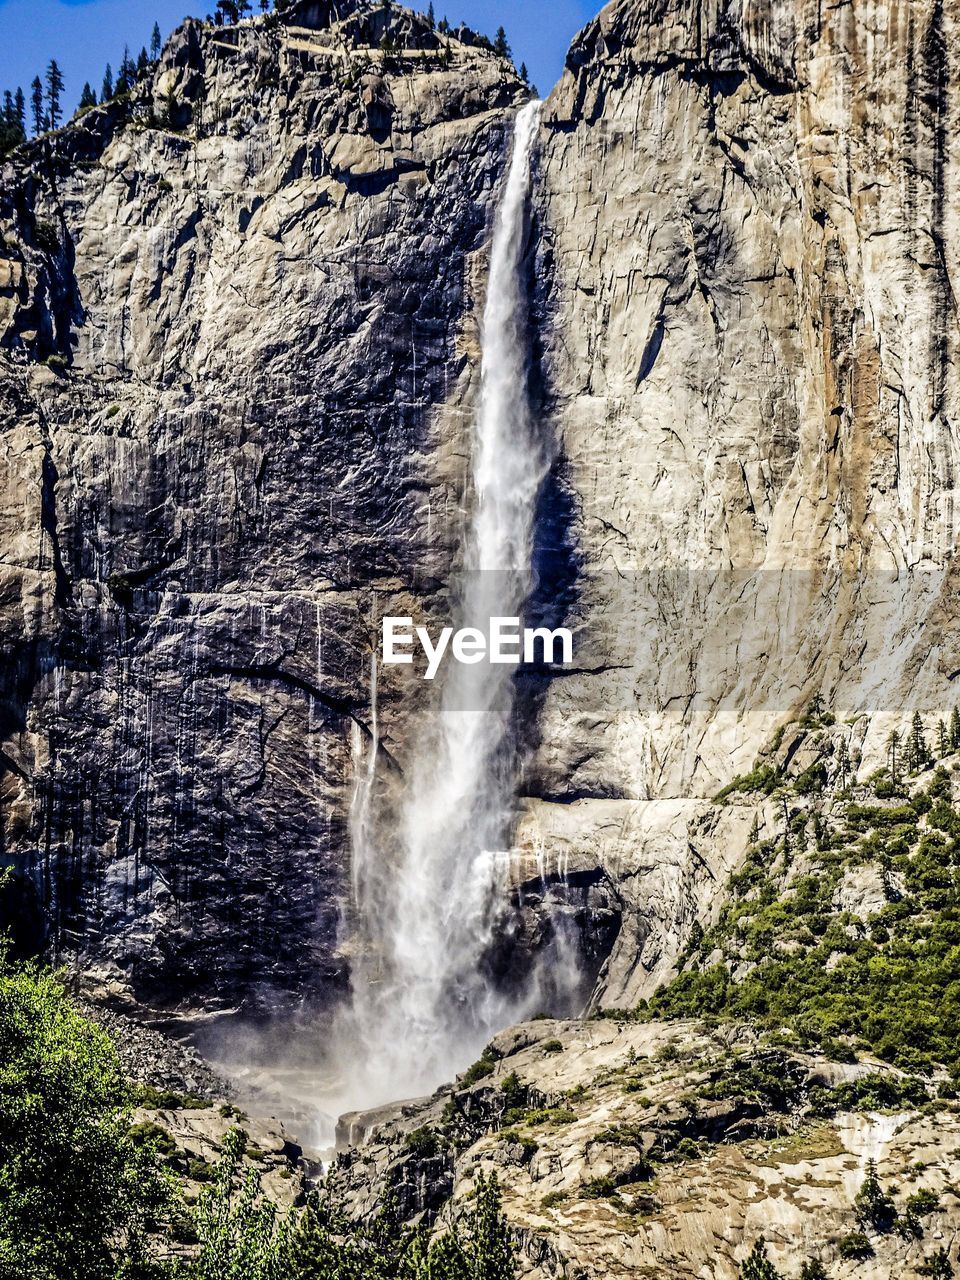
[836,1233,873,1260]
[919,1248,954,1279]
[540,1040,563,1054]
[647,771,960,1076]
[815,1074,928,1115]
[128,1119,178,1158]
[799,1262,828,1280]
[698,1057,804,1113]
[189,1127,289,1280]
[739,1237,781,1280]
[503,1107,576,1129]
[498,1072,527,1113]
[404,1126,441,1158]
[906,1188,941,1217]
[285,1170,515,1280]
[0,87,26,154]
[854,1159,896,1231]
[715,764,781,802]
[0,952,172,1279]
[461,1049,499,1086]
[132,1083,211,1110]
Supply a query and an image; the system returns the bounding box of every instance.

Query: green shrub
[541,1039,563,1054]
[461,1050,498,1086]
[837,1232,873,1259]
[919,1248,954,1280]
[133,1082,210,1110]
[403,1126,440,1158]
[128,1119,178,1158]
[499,1071,527,1112]
[799,1262,828,1280]
[906,1188,941,1217]
[186,1156,217,1182]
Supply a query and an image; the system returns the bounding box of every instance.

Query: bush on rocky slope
[647,765,960,1078]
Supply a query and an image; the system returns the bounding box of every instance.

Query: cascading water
[324,101,573,1119]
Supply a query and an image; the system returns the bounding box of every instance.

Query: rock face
[0,3,527,1011]
[515,0,960,1003]
[330,1017,960,1279]
[1,0,959,1021]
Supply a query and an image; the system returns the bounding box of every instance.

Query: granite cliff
[1,0,959,1169]
[0,0,529,1011]
[3,0,960,1273]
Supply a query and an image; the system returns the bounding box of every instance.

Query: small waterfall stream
[325,101,564,1120]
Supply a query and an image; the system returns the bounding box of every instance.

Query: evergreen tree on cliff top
[45,59,64,130]
[30,75,44,134]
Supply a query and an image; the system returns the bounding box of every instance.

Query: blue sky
[0,0,597,116]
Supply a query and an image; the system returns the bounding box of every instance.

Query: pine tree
[493,25,510,58]
[468,1171,516,1279]
[939,719,949,758]
[151,22,163,59]
[45,60,64,130]
[101,63,114,103]
[116,46,136,96]
[78,82,97,111]
[908,711,930,772]
[0,90,26,156]
[260,0,270,10]
[740,1238,782,1280]
[14,86,25,132]
[855,1158,896,1231]
[837,736,850,786]
[31,76,45,134]
[218,0,240,21]
[519,61,528,82]
[427,1,435,27]
[750,813,761,844]
[237,0,252,14]
[951,706,960,751]
[888,729,901,787]
[799,1263,828,1280]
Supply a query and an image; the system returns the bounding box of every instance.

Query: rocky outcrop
[0,4,527,1011]
[329,1016,960,1278]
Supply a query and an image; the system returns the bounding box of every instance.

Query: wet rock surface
[0,3,527,1012]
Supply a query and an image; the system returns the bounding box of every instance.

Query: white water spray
[326,102,568,1117]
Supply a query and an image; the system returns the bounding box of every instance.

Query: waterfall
[326,101,558,1118]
